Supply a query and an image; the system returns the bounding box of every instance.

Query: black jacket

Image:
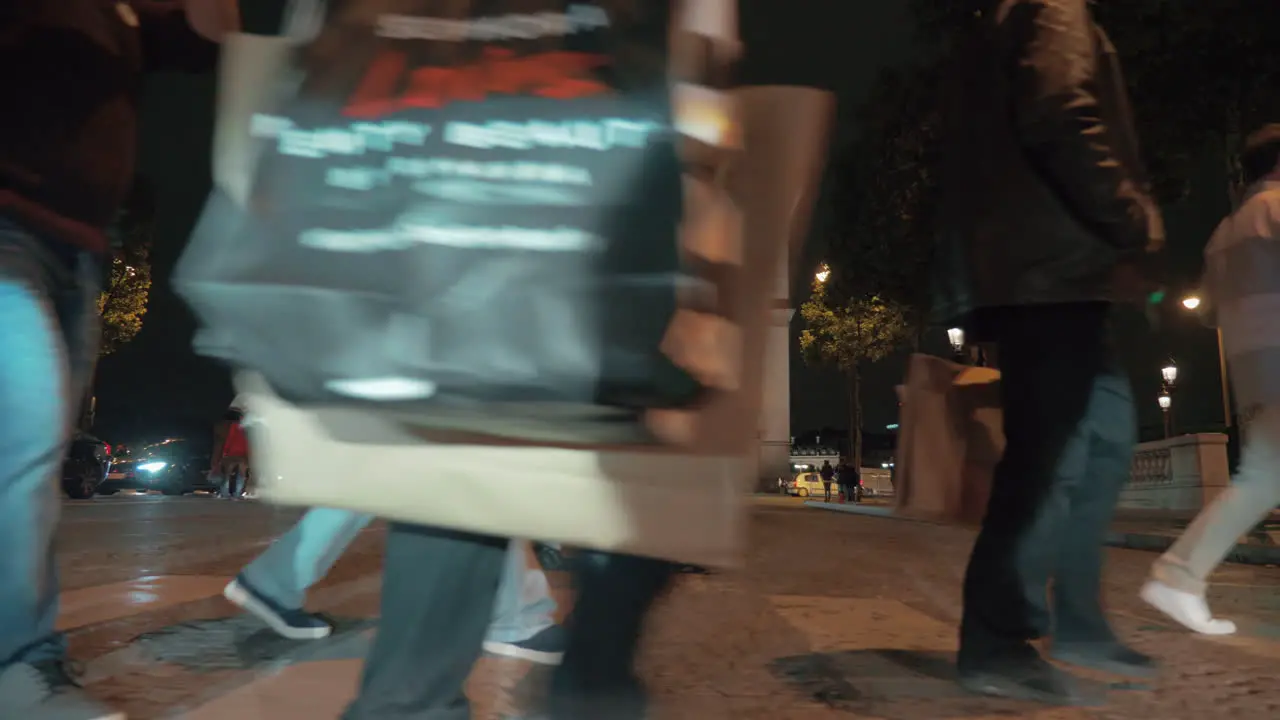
[0,2,218,254]
[933,0,1164,326]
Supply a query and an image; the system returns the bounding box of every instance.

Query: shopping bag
[894,354,1003,525]
[176,0,711,445]
[233,3,836,566]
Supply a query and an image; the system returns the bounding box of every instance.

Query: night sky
[94,1,1225,446]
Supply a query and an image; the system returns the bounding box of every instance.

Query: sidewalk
[806,500,1280,566]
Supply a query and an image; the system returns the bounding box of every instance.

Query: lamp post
[1158,392,1173,438]
[1180,294,1232,428]
[947,327,966,363]
[1160,362,1178,438]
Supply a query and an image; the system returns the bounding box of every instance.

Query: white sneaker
[0,662,125,720]
[1140,579,1237,635]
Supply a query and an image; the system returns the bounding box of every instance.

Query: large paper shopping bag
[177,1,715,445]
[894,354,1003,525]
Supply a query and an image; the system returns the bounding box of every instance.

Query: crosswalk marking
[57,575,230,631]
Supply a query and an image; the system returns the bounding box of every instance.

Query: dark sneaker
[958,656,1102,706]
[0,661,124,720]
[223,574,333,640]
[483,625,566,665]
[1052,641,1158,678]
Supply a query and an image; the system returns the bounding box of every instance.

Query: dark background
[95,1,1224,446]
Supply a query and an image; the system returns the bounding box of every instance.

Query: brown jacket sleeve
[1000,0,1157,251]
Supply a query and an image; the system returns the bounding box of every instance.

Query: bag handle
[280,0,326,40]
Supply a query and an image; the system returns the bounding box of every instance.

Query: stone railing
[1118,433,1230,513]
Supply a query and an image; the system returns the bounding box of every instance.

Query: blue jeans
[0,221,101,668]
[240,509,556,642]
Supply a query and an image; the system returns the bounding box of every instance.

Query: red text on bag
[343,48,611,118]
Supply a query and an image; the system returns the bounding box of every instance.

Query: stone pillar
[758,294,795,488]
[731,88,833,488]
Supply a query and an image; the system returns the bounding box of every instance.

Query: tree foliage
[799,278,911,466]
[1092,0,1280,201]
[99,178,155,356]
[912,0,1280,201]
[825,64,944,341]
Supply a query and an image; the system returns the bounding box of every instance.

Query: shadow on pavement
[128,614,375,671]
[769,648,1035,718]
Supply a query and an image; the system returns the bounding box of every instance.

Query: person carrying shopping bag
[174,0,833,718]
[1142,125,1280,635]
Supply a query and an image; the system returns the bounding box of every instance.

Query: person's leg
[1049,358,1154,675]
[1145,405,1280,634]
[484,539,563,664]
[546,551,675,720]
[958,304,1109,704]
[226,508,373,639]
[343,524,507,720]
[220,457,238,498]
[0,239,114,718]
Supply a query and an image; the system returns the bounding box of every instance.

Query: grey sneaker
[0,661,125,719]
[483,625,566,665]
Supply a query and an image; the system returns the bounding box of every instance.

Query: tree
[99,177,155,356]
[911,0,1280,201]
[1091,1,1280,202]
[799,277,911,468]
[822,61,946,344]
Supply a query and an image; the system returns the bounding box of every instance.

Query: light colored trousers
[1153,405,1280,595]
[239,508,556,643]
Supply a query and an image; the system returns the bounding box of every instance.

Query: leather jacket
[932,0,1165,326]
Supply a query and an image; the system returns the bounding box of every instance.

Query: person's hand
[184,0,241,42]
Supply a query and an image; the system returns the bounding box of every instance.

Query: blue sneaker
[483,624,565,665]
[223,574,332,640]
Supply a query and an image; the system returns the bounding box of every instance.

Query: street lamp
[1159,362,1177,438]
[1158,392,1173,438]
[1179,293,1232,428]
[947,327,966,363]
[815,264,830,284]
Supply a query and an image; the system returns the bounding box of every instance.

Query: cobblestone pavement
[54,494,1280,719]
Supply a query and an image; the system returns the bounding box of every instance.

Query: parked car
[61,432,111,499]
[785,471,827,498]
[99,438,219,496]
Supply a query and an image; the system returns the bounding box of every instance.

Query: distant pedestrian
[211,404,250,498]
[935,0,1165,705]
[819,460,835,502]
[841,464,861,504]
[1142,125,1280,636]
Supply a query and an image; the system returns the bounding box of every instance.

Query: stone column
[757,260,795,488]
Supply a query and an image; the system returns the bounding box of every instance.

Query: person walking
[1141,126,1280,636]
[819,460,835,502]
[840,463,860,504]
[210,405,250,498]
[0,4,236,719]
[934,0,1166,705]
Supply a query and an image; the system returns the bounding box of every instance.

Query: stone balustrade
[1118,433,1230,513]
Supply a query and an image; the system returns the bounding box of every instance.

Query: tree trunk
[847,364,863,469]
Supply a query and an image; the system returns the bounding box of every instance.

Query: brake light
[104,444,112,456]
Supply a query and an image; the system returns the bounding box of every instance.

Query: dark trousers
[344,523,674,720]
[958,303,1136,670]
[823,482,832,501]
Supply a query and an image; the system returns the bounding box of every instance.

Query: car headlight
[138,461,168,473]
